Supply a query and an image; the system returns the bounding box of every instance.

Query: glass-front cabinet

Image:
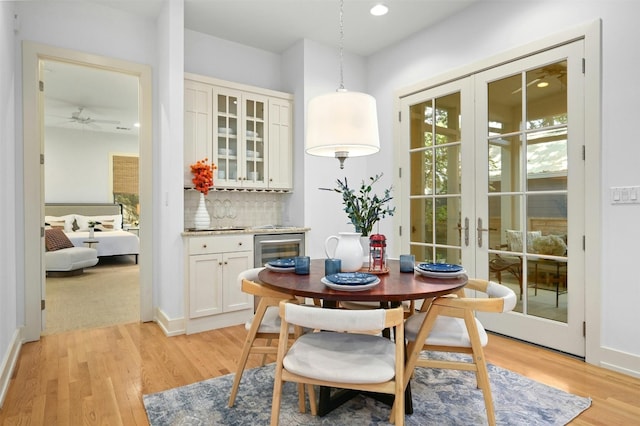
[184,73,293,191]
[214,90,267,188]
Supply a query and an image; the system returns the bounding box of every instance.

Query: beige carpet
[44,256,139,335]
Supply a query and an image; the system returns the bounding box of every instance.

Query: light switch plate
[610,186,640,204]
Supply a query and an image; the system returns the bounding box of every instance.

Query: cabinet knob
[202,244,207,248]
[219,262,223,266]
[224,261,228,265]
[238,242,243,246]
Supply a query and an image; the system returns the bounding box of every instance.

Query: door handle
[477,218,496,247]
[455,217,470,246]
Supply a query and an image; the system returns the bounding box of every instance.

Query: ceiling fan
[511,63,567,95]
[67,107,120,128]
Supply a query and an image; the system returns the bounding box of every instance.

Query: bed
[45,203,139,263]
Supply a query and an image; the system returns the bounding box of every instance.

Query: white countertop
[182,226,309,237]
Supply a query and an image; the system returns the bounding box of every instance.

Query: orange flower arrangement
[190,158,216,195]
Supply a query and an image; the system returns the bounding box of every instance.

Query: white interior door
[399,40,585,356]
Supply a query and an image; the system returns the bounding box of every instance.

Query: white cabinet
[185,234,254,334]
[184,73,293,191]
[184,80,213,186]
[267,98,293,190]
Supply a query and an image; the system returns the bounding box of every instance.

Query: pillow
[44,215,75,232]
[506,230,542,252]
[531,234,567,256]
[45,228,75,251]
[96,219,116,231]
[75,214,123,231]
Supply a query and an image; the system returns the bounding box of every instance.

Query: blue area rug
[143,352,591,425]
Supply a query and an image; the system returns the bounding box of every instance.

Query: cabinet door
[222,251,253,312]
[268,98,293,190]
[189,253,223,318]
[213,87,242,187]
[243,94,268,188]
[184,80,213,186]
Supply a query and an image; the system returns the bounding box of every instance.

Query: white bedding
[66,230,139,258]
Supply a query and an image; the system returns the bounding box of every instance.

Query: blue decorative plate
[321,277,381,291]
[267,258,295,268]
[326,272,378,285]
[417,263,464,273]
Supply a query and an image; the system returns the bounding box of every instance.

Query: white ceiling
[44,0,478,134]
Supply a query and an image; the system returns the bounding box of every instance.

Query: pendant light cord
[339,0,345,90]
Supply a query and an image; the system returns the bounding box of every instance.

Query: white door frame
[394,20,601,362]
[22,41,153,342]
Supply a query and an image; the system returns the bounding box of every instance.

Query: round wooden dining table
[257,258,467,305]
[257,258,468,417]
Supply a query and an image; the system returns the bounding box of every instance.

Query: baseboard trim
[600,346,640,378]
[154,307,185,337]
[0,328,22,408]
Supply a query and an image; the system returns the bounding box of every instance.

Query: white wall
[185,29,284,92]
[154,0,185,322]
[367,1,639,373]
[44,128,138,202]
[0,1,18,407]
[300,38,385,260]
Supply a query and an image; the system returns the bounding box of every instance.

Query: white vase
[324,232,363,272]
[194,192,210,230]
[89,227,95,239]
[361,236,370,267]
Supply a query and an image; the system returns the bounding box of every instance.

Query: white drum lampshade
[305,89,380,168]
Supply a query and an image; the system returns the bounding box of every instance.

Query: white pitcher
[324,232,363,272]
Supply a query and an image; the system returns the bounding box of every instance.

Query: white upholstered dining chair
[270,301,406,426]
[228,268,303,408]
[402,279,516,426]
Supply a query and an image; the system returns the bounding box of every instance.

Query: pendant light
[305,0,380,169]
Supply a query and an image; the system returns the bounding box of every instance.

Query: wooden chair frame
[271,301,406,425]
[402,279,513,426]
[228,278,302,408]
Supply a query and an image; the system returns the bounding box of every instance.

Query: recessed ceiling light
[370,4,389,16]
[134,122,141,128]
[537,81,550,88]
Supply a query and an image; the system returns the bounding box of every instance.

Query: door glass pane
[409,198,432,244]
[409,93,463,265]
[488,134,521,193]
[527,130,567,191]
[525,258,567,322]
[487,194,522,251]
[488,74,521,135]
[410,100,433,149]
[410,150,432,195]
[434,92,461,145]
[434,197,461,247]
[526,61,567,130]
[435,146,461,195]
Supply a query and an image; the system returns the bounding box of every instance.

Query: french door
[399,41,585,356]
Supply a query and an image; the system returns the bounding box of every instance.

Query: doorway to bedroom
[42,59,141,334]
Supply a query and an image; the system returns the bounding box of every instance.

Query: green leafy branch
[331,174,395,236]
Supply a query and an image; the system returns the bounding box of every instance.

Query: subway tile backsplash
[184,190,285,230]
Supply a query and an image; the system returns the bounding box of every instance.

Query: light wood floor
[1,322,638,425]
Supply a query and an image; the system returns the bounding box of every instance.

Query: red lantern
[369,234,387,272]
